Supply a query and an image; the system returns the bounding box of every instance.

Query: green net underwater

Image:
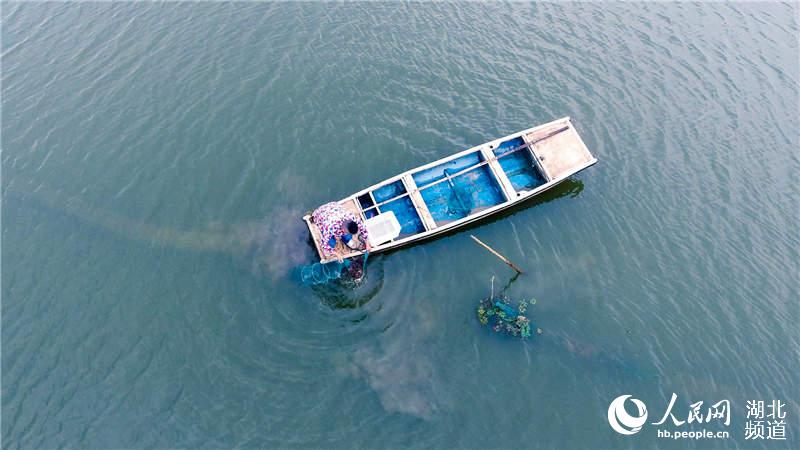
[299,252,369,286]
[477,296,541,338]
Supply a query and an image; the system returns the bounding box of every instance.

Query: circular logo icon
[608,395,648,435]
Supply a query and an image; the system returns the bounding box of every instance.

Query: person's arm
[319,222,341,255]
[320,236,334,255]
[324,237,344,262]
[359,224,371,251]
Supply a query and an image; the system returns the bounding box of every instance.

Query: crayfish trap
[476,277,542,339]
[478,297,541,338]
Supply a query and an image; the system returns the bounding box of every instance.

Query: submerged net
[299,252,369,286]
[477,296,539,338]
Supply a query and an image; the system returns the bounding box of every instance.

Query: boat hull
[304,117,597,263]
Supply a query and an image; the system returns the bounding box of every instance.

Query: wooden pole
[470,235,524,274]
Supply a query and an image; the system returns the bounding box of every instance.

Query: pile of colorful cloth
[312,202,369,255]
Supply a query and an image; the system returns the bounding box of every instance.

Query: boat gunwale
[348,116,571,200]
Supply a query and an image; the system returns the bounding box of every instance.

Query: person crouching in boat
[311,202,371,261]
[341,220,366,251]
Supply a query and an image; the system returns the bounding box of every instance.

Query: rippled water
[3,2,798,449]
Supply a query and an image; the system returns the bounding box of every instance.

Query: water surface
[3,2,798,448]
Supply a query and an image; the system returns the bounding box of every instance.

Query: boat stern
[525,119,597,182]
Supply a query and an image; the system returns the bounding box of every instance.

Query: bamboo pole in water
[470,235,524,274]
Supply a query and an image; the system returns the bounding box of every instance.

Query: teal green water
[3,2,799,449]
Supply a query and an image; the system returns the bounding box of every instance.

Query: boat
[303,116,597,263]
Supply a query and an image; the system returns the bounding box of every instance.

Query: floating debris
[477,296,541,339]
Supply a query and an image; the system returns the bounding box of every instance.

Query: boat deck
[525,125,594,181]
[305,199,363,261]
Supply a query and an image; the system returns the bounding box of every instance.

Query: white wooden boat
[304,117,597,263]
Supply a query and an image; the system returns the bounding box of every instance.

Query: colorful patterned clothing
[312,202,369,255]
